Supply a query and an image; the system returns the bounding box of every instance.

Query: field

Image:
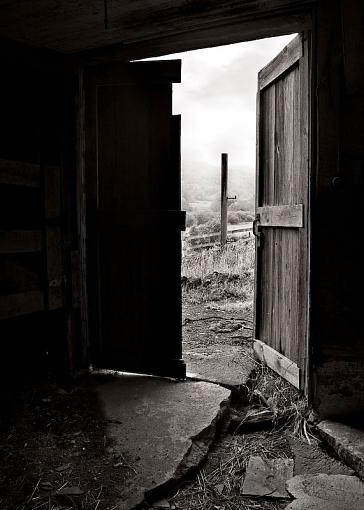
[182,237,255,310]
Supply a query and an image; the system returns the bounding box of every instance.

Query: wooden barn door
[254,34,310,391]
[84,60,185,378]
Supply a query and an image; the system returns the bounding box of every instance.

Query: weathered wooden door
[254,34,310,391]
[84,60,185,378]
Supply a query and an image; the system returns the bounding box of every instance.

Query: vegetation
[182,238,255,280]
[186,210,254,238]
[182,238,255,306]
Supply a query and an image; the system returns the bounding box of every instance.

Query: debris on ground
[241,456,294,498]
[0,382,129,510]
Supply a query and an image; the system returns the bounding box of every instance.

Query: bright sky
[144,34,297,195]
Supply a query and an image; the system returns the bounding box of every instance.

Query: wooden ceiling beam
[0,1,315,54]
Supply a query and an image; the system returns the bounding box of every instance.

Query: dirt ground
[0,382,132,510]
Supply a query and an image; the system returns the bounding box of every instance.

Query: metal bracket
[253,213,262,247]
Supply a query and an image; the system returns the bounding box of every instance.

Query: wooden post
[221,153,228,248]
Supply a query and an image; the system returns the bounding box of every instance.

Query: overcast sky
[145,34,296,195]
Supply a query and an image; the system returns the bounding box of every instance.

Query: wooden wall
[310,0,364,417]
[0,40,82,390]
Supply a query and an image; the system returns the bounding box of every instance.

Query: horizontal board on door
[254,339,300,389]
[257,204,303,228]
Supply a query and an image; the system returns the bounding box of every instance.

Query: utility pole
[221,153,237,249]
[221,153,228,248]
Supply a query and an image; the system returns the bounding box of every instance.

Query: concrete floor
[185,343,255,389]
[93,374,231,509]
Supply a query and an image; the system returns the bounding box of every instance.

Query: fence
[184,223,253,251]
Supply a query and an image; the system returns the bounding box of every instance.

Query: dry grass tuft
[182,238,255,280]
[242,363,317,444]
[170,429,289,510]
[169,365,317,510]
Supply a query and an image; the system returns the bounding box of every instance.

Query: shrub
[185,213,196,228]
[195,211,213,225]
[227,211,240,224]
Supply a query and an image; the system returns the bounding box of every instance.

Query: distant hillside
[182,162,255,211]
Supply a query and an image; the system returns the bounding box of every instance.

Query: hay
[170,430,289,510]
[169,363,318,510]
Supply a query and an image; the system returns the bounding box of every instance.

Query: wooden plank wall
[311,0,364,416]
[0,41,82,385]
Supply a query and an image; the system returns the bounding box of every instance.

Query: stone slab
[287,435,354,476]
[285,473,364,510]
[242,455,294,498]
[185,344,255,388]
[94,374,231,509]
[318,420,364,480]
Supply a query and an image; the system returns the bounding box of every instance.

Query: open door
[253,34,310,391]
[84,60,186,378]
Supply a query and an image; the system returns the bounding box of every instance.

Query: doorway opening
[144,32,303,386]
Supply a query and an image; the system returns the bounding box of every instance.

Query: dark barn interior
[0,0,363,430]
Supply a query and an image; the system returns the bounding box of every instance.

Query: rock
[152,498,170,508]
[242,456,294,498]
[285,473,364,509]
[317,420,364,480]
[210,322,241,333]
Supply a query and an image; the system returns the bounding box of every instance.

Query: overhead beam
[74,10,312,63]
[0,1,315,54]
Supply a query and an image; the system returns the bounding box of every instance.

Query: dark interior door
[254,34,310,391]
[84,60,185,378]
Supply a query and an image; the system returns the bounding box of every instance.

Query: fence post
[221,153,228,248]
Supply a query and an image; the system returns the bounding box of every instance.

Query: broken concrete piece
[287,435,354,476]
[95,374,231,510]
[318,420,364,480]
[242,456,294,498]
[285,473,364,510]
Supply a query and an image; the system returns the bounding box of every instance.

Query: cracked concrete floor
[93,374,231,510]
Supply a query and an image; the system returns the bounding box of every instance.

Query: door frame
[75,6,316,395]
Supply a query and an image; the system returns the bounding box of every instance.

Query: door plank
[257,205,303,227]
[45,226,64,310]
[44,165,61,219]
[258,35,302,90]
[254,339,300,389]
